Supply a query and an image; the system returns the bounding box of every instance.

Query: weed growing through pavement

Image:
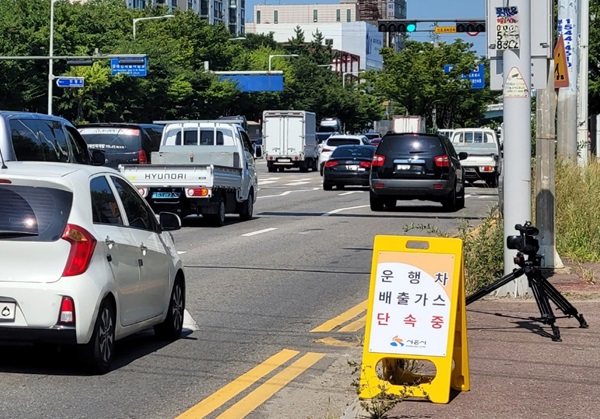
[348,359,426,419]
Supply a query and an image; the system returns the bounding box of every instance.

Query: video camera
[506,221,540,255]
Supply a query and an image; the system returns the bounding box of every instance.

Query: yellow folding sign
[359,235,469,404]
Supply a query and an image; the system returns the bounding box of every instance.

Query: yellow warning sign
[434,26,457,34]
[359,235,470,404]
[504,66,529,98]
[554,34,569,88]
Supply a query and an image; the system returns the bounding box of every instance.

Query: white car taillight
[61,224,97,277]
[58,296,76,325]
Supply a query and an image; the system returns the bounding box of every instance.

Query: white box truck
[392,115,426,133]
[263,110,318,172]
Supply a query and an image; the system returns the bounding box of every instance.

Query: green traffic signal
[406,22,417,33]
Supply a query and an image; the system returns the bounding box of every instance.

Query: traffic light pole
[497,0,533,297]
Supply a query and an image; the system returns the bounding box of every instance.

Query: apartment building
[127,0,245,36]
[245,1,408,71]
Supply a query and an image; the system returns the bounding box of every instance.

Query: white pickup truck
[450,128,501,187]
[119,120,261,226]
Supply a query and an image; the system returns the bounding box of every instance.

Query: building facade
[356,0,406,22]
[127,0,245,36]
[247,2,392,71]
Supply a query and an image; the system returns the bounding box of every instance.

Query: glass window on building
[336,9,340,22]
[274,10,278,24]
[313,10,318,22]
[256,10,260,23]
[346,9,351,22]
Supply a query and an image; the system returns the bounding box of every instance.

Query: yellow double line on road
[177,349,324,419]
[310,300,368,333]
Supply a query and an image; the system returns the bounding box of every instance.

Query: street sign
[434,26,457,34]
[55,77,84,88]
[444,64,485,89]
[494,6,520,50]
[553,35,569,88]
[110,57,147,77]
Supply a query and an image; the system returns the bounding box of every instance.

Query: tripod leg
[528,274,561,342]
[536,272,589,329]
[466,269,524,305]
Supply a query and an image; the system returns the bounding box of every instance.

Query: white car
[318,134,370,175]
[0,162,185,374]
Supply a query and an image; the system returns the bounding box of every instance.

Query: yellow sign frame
[359,235,469,404]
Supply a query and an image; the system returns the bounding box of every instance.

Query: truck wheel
[239,189,254,221]
[267,165,276,173]
[299,164,309,173]
[312,159,318,171]
[278,167,284,172]
[209,196,226,226]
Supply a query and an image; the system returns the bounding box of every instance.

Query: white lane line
[242,227,278,237]
[258,180,279,185]
[338,191,365,196]
[183,309,200,331]
[321,205,370,216]
[257,191,293,199]
[284,181,311,186]
[177,251,187,255]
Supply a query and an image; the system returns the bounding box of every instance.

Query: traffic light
[378,20,417,34]
[456,21,486,33]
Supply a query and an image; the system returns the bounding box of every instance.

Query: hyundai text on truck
[118,120,261,226]
[262,110,318,172]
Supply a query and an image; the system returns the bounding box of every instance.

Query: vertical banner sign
[494,6,520,50]
[359,236,470,404]
[557,18,574,69]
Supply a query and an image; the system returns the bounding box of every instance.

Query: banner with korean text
[359,235,470,404]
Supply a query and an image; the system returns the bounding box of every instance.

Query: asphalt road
[0,160,498,419]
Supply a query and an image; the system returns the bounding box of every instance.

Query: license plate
[396,164,411,170]
[346,165,358,170]
[278,158,291,163]
[152,192,180,199]
[0,302,16,321]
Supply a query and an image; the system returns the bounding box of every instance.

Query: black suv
[77,123,163,168]
[369,133,468,212]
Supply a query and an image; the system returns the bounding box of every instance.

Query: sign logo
[390,336,404,347]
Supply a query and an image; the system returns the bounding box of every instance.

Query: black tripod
[466,223,588,342]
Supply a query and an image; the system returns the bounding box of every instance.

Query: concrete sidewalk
[380,285,600,419]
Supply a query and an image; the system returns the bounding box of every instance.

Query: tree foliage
[0,0,503,131]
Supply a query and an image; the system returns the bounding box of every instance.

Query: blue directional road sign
[56,77,85,88]
[444,64,485,89]
[110,57,147,77]
[218,74,284,92]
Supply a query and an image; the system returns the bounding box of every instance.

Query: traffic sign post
[55,77,84,88]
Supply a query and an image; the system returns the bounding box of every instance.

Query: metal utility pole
[556,0,579,160]
[497,0,532,296]
[47,0,57,115]
[536,60,563,269]
[576,0,590,166]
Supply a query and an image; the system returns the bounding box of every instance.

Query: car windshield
[0,185,72,242]
[331,147,375,159]
[78,127,141,152]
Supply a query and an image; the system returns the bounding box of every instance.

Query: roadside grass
[554,159,600,263]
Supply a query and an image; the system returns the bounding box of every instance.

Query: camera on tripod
[506,221,540,256]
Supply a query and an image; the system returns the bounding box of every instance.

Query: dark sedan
[322,145,376,190]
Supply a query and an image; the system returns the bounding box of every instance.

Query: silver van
[0,111,102,165]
